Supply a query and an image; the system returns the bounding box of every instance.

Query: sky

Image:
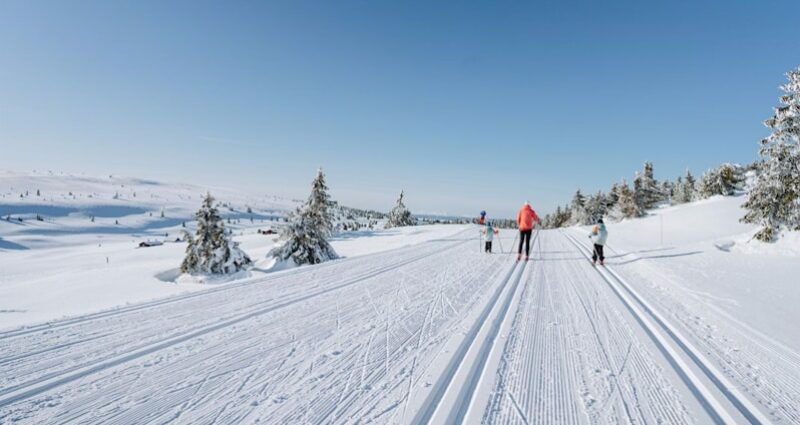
[1,0,799,218]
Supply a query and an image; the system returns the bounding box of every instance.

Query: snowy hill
[0,170,466,328]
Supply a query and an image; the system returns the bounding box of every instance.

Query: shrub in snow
[698,163,745,198]
[270,168,338,266]
[742,67,800,241]
[385,191,414,228]
[181,193,252,275]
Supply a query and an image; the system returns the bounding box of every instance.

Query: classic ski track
[0,234,470,340]
[409,230,540,425]
[483,231,692,425]
[0,236,469,383]
[0,236,470,410]
[562,231,773,425]
[601,242,800,424]
[0,250,355,340]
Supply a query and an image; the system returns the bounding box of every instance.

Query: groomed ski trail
[1,228,792,424]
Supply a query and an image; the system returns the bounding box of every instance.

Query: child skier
[588,218,608,265]
[483,221,499,253]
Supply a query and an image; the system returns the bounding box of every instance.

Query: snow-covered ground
[0,170,466,329]
[2,172,800,424]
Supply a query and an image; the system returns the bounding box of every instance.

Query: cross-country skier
[588,218,608,265]
[516,202,539,261]
[478,210,486,225]
[482,221,499,253]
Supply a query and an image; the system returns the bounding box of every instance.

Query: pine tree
[742,67,800,241]
[569,190,589,225]
[633,162,662,212]
[269,170,339,265]
[672,176,688,204]
[306,168,335,236]
[606,182,620,209]
[181,193,252,274]
[699,163,745,198]
[608,180,639,221]
[584,191,607,223]
[684,170,697,201]
[385,190,414,228]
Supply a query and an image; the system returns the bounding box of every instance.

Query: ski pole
[510,231,519,257]
[496,231,504,253]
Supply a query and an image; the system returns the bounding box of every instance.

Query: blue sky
[1,0,799,217]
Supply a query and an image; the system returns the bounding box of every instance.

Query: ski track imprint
[1,229,793,424]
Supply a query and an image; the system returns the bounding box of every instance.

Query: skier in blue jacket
[588,218,608,265]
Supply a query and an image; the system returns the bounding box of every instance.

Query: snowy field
[2,172,800,424]
[0,171,465,329]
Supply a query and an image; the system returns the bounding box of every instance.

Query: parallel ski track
[410,230,540,425]
[0,236,470,409]
[562,231,773,425]
[0,235,471,373]
[0,235,469,341]
[601,242,800,424]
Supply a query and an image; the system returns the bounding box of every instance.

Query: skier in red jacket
[516,202,540,261]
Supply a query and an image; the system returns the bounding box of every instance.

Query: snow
[3,170,800,424]
[0,171,465,329]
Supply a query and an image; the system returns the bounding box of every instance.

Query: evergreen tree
[606,182,620,209]
[569,190,589,225]
[633,162,662,212]
[699,163,745,198]
[584,191,608,223]
[683,170,697,201]
[672,176,688,204]
[385,190,414,228]
[270,170,339,265]
[742,67,800,241]
[608,180,639,220]
[181,193,252,274]
[306,168,335,236]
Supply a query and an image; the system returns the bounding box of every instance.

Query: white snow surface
[2,172,800,424]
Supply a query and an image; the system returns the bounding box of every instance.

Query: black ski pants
[484,241,493,253]
[518,229,532,256]
[592,244,605,262]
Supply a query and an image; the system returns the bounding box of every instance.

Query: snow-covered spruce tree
[569,189,589,225]
[606,182,620,210]
[633,162,662,212]
[385,190,414,228]
[181,193,252,275]
[673,169,700,204]
[742,67,800,241]
[269,169,338,265]
[699,163,745,198]
[608,180,639,221]
[584,191,607,223]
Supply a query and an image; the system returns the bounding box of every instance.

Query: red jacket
[517,204,539,231]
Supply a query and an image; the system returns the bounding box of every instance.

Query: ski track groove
[0,235,470,414]
[563,231,773,425]
[484,231,693,425]
[600,243,800,424]
[2,228,792,424]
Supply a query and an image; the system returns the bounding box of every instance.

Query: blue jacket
[589,223,608,245]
